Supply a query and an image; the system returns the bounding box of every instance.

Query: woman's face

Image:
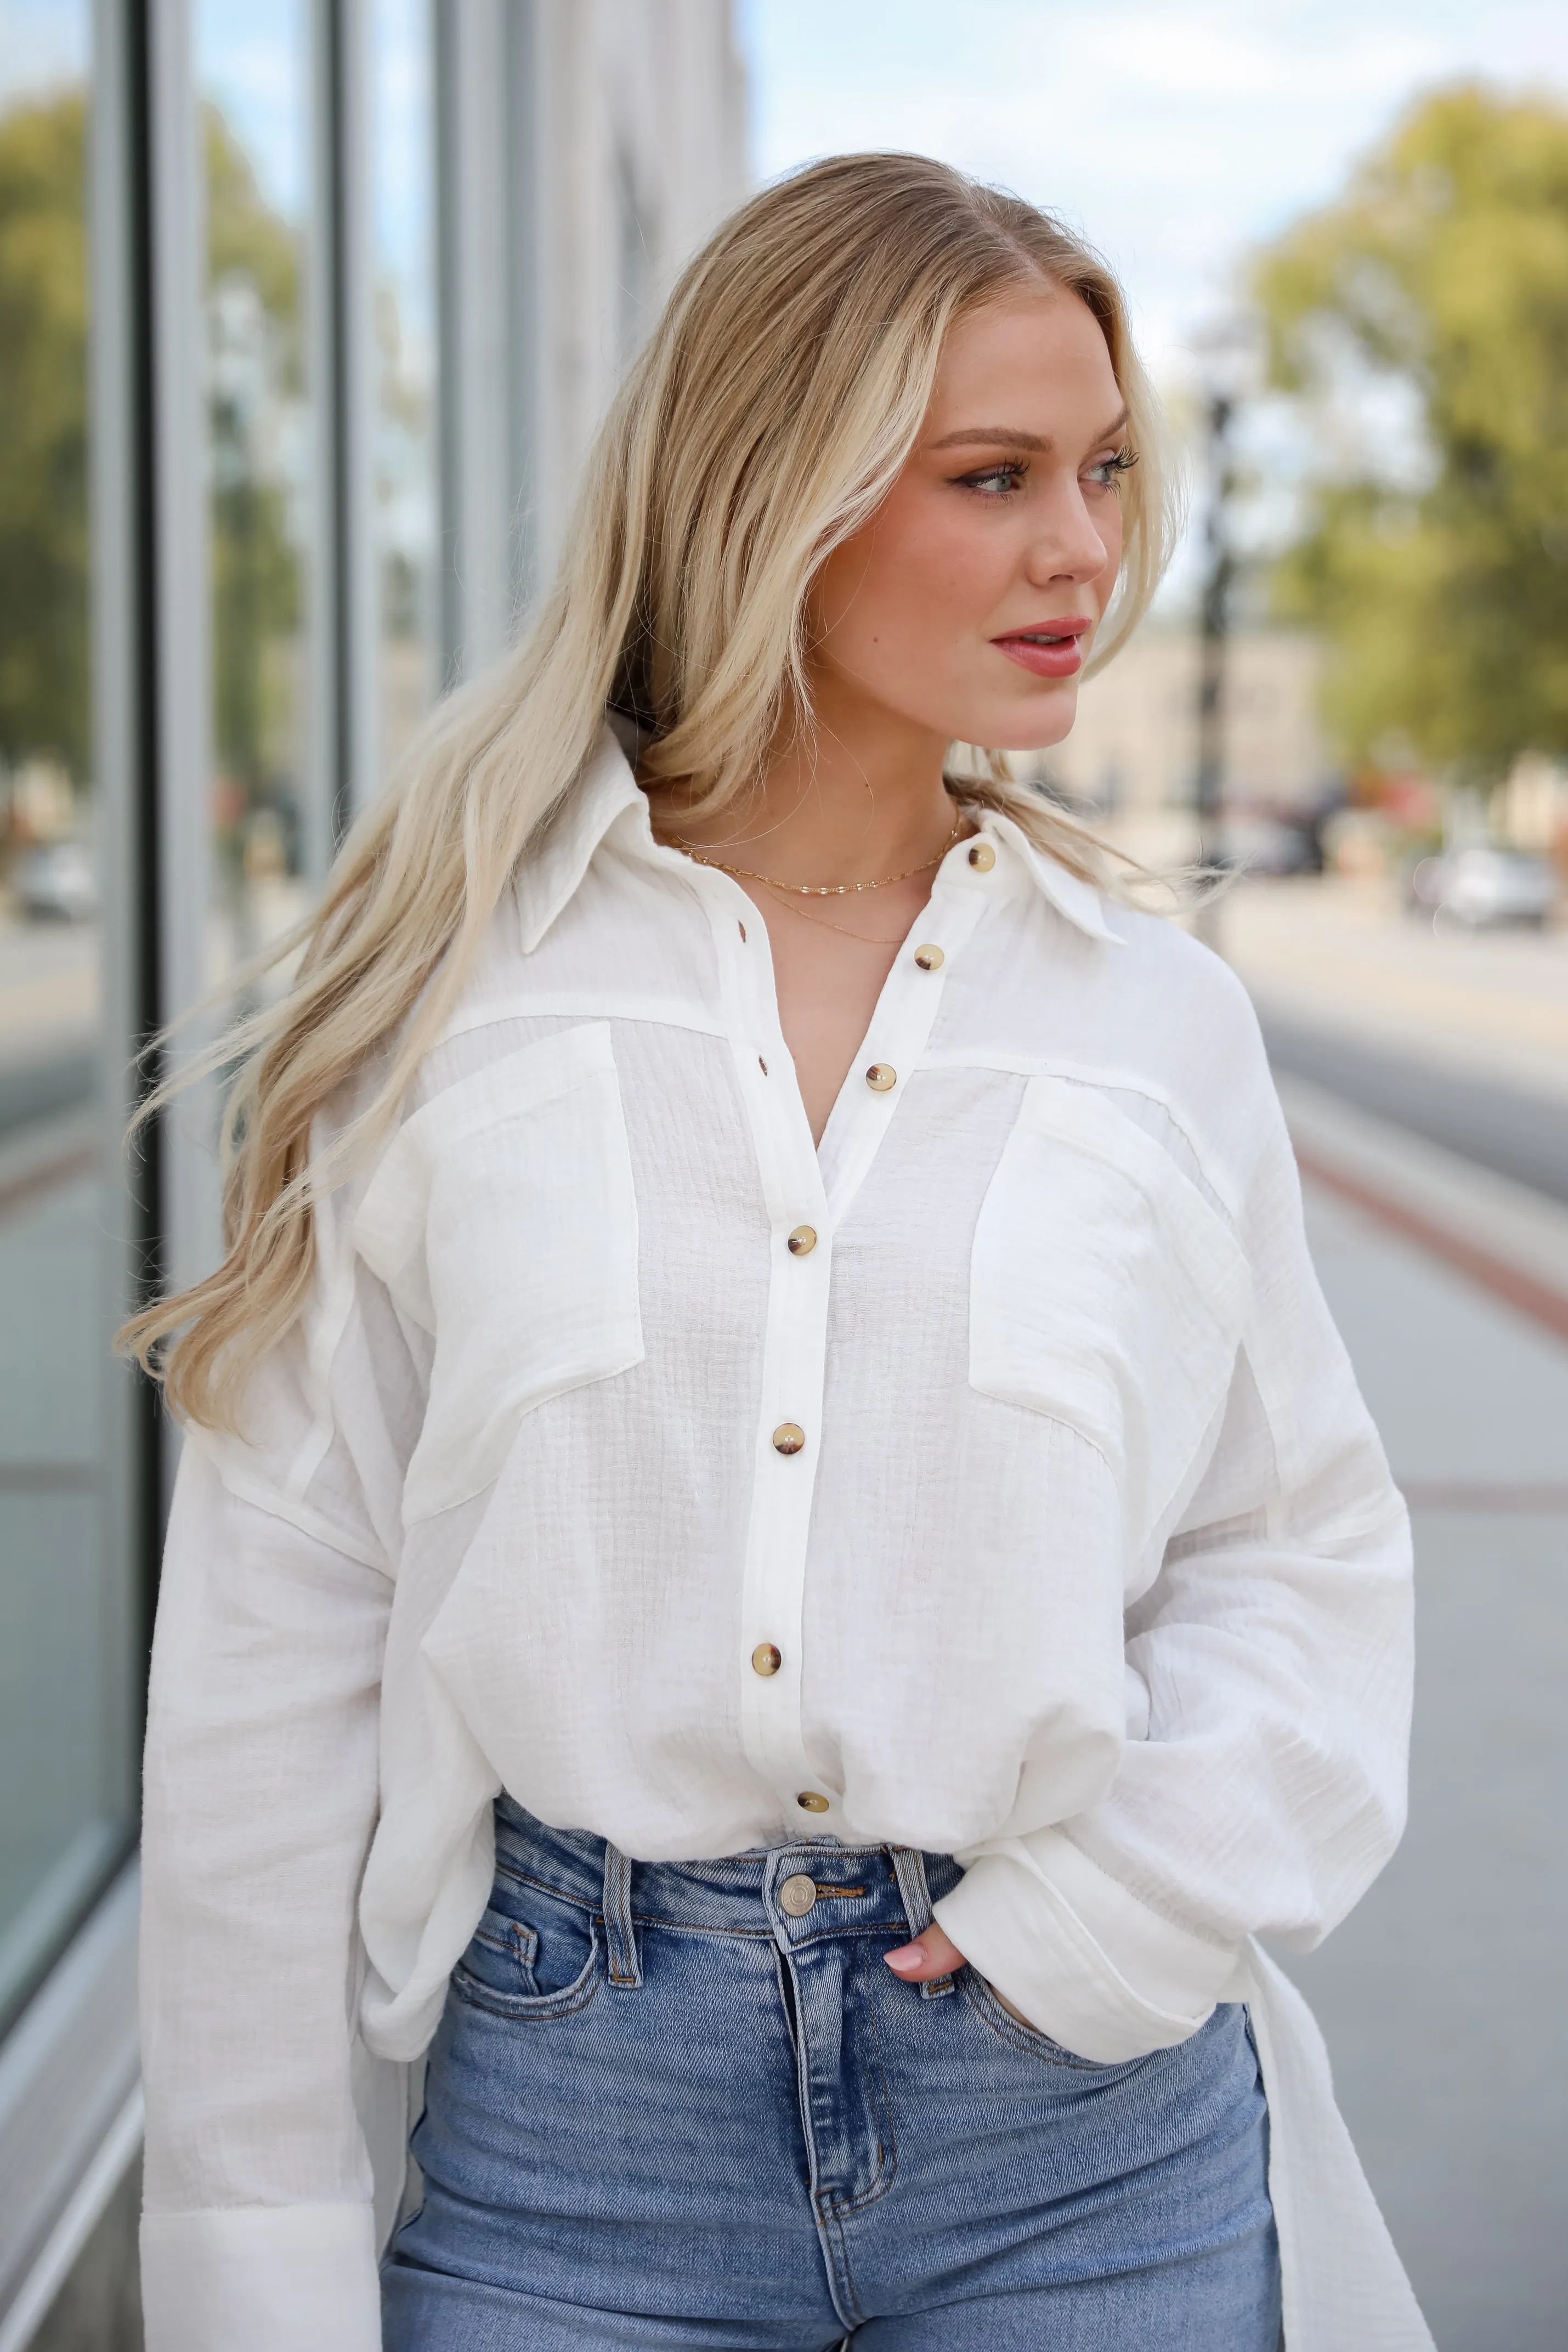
[810,288,1131,753]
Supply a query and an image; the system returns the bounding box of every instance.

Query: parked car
[1221,814,1324,877]
[1403,846,1558,929]
[12,838,99,921]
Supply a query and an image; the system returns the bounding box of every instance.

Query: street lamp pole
[1194,387,1235,880]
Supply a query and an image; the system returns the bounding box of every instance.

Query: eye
[955,460,1029,500]
[1085,448,1137,491]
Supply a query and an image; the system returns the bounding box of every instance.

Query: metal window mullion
[504,0,540,619]
[337,0,379,828]
[90,0,164,1706]
[310,0,378,852]
[146,0,218,1305]
[307,0,343,881]
[435,0,512,687]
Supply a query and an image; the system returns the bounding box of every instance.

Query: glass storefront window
[195,0,319,975]
[371,0,441,782]
[0,0,137,2033]
[0,10,751,2330]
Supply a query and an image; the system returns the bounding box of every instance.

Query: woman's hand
[884,1921,966,1983]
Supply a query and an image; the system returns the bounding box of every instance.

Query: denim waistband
[494,1794,965,1960]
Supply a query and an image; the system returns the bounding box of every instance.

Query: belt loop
[890,1847,954,1999]
[890,1845,933,1933]
[602,1840,642,1988]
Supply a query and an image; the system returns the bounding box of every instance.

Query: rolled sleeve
[933,1828,1242,2063]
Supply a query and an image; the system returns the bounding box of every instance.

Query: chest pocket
[354,1022,643,1523]
[970,1076,1250,1561]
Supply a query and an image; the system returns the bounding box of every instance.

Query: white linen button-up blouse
[139,728,1432,2351]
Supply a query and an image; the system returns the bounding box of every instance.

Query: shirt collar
[514,724,1122,952]
[514,726,647,952]
[965,806,1123,946]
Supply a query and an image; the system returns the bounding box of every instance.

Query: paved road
[1280,1166,1568,2352]
[0,1048,97,1141]
[1263,1009,1568,1205]
[1221,877,1568,1107]
[0,922,100,1141]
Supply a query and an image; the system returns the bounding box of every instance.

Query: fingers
[884,1923,965,1982]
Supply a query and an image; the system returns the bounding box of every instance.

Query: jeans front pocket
[960,1967,1139,2076]
[450,1869,605,2021]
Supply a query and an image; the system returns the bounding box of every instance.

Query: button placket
[693,843,999,1833]
[814,859,991,1224]
[740,1218,834,1810]
[694,873,841,1818]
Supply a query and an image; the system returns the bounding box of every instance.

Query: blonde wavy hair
[123,151,1180,1428]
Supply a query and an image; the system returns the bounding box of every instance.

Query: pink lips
[992,617,1091,678]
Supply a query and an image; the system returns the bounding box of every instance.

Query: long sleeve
[139,1455,390,2349]
[139,1186,421,2351]
[935,1064,1414,2063]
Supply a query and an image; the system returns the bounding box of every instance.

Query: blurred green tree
[0,93,89,781]
[0,92,298,797]
[1254,84,1568,781]
[203,110,300,833]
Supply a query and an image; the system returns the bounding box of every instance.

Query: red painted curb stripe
[1291,1138,1568,1345]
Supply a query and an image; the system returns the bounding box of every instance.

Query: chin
[973,683,1081,755]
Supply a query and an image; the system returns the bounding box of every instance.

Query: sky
[5,0,1565,596]
[737,0,1568,383]
[0,0,86,104]
[7,0,1565,387]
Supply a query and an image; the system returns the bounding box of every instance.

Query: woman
[132,156,1431,2350]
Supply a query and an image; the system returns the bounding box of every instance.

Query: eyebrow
[927,406,1131,454]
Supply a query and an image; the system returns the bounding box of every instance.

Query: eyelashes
[956,460,1031,499]
[953,448,1137,500]
[1086,448,1138,489]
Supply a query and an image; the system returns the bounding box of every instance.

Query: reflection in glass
[0,0,133,2031]
[371,0,440,779]
[196,0,316,977]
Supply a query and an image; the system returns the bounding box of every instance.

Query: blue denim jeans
[382,1799,1280,2348]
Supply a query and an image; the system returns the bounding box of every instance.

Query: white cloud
[740,0,1568,376]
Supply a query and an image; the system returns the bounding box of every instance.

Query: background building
[0,5,746,2344]
[1040,625,1328,868]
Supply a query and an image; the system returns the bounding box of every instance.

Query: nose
[1023,476,1116,591]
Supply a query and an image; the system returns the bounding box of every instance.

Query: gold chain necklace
[759,883,912,948]
[682,815,964,896]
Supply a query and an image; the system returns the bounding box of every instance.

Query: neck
[650,674,961,887]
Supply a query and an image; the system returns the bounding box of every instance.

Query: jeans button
[779,1874,818,1918]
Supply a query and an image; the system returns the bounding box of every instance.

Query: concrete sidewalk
[1273,1082,1568,2352]
[1226,875,1568,1105]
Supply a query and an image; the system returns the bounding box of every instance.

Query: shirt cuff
[932,1829,1242,2064]
[140,2202,382,2352]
